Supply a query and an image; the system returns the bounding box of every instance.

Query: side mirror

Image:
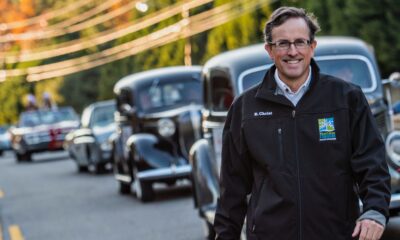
[390,72,400,88]
[383,72,400,88]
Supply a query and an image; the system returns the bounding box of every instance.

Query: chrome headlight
[385,131,400,168]
[157,118,176,138]
[100,141,112,151]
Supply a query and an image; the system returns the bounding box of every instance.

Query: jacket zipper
[251,177,266,233]
[293,109,302,240]
[278,128,283,163]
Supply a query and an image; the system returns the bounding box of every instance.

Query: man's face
[265,17,317,84]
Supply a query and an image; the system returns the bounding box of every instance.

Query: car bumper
[137,165,192,182]
[15,141,64,154]
[390,193,400,210]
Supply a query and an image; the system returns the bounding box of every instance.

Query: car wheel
[78,165,88,173]
[95,163,106,174]
[203,220,216,240]
[16,152,31,162]
[133,168,155,202]
[134,179,154,202]
[119,181,131,195]
[88,162,106,174]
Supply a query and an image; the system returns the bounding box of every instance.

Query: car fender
[189,139,219,213]
[126,133,175,169]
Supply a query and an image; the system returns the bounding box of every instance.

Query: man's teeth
[286,60,300,64]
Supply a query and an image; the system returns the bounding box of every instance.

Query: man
[214,6,391,240]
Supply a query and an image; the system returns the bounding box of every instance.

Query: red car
[10,107,79,162]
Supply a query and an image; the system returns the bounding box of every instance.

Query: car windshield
[137,79,201,113]
[240,57,375,93]
[91,104,116,128]
[19,108,78,127]
[316,57,375,91]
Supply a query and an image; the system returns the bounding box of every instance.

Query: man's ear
[264,43,274,61]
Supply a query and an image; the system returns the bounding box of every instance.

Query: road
[0,151,204,240]
[0,151,399,240]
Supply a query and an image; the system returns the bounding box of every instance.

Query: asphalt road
[0,151,204,240]
[0,150,399,240]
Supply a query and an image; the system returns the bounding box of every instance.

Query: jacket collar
[255,59,320,107]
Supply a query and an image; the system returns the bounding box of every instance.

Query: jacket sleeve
[214,99,253,239]
[349,87,391,220]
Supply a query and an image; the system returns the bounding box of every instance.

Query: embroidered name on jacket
[318,117,336,141]
[254,111,273,117]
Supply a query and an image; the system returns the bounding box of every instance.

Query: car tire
[16,152,31,162]
[95,163,106,174]
[119,181,131,195]
[203,220,216,240]
[78,165,88,172]
[134,178,155,202]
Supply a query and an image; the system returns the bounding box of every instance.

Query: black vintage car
[64,100,116,173]
[110,66,203,202]
[189,37,400,239]
[9,107,80,162]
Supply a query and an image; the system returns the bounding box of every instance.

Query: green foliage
[203,0,271,62]
[0,77,28,124]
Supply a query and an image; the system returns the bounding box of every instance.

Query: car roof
[86,99,116,110]
[113,65,202,95]
[204,36,375,70]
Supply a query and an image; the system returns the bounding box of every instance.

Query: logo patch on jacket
[318,117,336,141]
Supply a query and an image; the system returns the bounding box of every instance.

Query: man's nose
[287,44,299,55]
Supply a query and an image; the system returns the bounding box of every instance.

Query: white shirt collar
[274,66,312,94]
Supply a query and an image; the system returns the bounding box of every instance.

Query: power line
[0,0,269,82]
[24,0,269,82]
[0,0,127,43]
[1,0,213,63]
[0,0,96,31]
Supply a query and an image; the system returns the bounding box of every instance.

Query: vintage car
[10,107,80,162]
[189,37,400,239]
[64,100,116,173]
[110,66,203,202]
[0,125,12,156]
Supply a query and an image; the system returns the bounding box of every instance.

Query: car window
[138,79,201,113]
[19,108,78,127]
[316,56,376,92]
[58,108,79,121]
[19,112,42,127]
[91,104,116,127]
[209,69,234,112]
[239,65,272,93]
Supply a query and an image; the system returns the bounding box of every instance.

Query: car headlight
[100,141,112,151]
[157,118,176,138]
[385,131,400,168]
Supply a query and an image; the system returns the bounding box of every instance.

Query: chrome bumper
[390,193,400,210]
[137,165,192,182]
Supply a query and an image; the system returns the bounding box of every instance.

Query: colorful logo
[318,117,336,141]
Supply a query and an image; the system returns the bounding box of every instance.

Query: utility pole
[182,5,192,66]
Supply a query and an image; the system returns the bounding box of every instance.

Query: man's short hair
[264,7,320,43]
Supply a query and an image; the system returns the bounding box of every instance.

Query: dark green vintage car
[110,66,203,202]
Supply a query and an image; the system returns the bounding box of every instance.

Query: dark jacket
[214,60,391,240]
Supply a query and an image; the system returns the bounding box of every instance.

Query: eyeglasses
[269,39,311,50]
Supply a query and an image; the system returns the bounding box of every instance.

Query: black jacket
[214,60,391,240]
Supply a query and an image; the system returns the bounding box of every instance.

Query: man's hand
[352,219,384,240]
